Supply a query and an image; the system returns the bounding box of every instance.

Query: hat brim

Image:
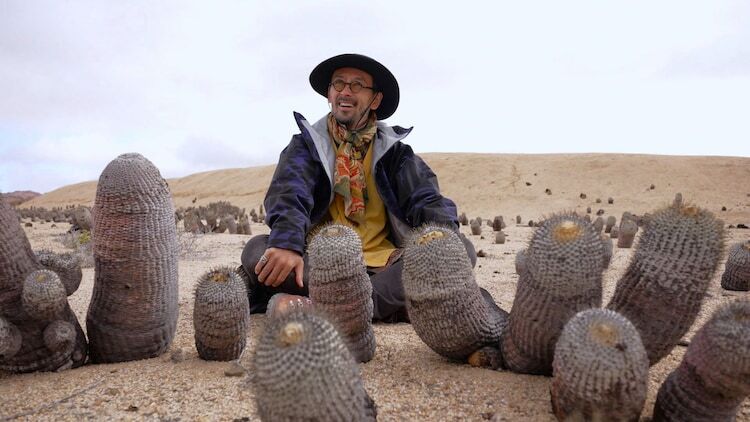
[309,53,399,120]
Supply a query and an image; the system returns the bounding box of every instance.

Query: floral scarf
[327,111,377,224]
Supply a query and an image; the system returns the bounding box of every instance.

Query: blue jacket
[264,112,459,255]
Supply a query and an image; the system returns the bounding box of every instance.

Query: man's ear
[370,92,383,111]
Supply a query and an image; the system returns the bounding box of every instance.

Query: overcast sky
[1,1,749,194]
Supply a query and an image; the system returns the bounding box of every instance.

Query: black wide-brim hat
[309,53,399,120]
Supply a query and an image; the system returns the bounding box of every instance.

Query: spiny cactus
[592,216,604,233]
[605,216,616,233]
[193,266,249,361]
[402,224,507,363]
[606,201,724,365]
[0,197,87,372]
[470,220,482,235]
[238,214,252,235]
[617,219,637,248]
[87,153,179,363]
[502,212,606,375]
[495,231,506,244]
[252,310,377,422]
[459,212,469,226]
[35,250,82,296]
[551,309,648,422]
[307,224,375,363]
[720,241,750,291]
[653,300,750,422]
[21,270,67,322]
[493,215,506,231]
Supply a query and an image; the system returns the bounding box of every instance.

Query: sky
[1,1,749,194]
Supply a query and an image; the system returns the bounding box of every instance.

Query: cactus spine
[307,224,375,363]
[606,201,724,365]
[87,153,179,363]
[501,213,606,375]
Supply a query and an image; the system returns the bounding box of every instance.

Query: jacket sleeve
[264,135,322,255]
[389,143,459,229]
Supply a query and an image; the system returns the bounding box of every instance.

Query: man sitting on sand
[239,53,489,322]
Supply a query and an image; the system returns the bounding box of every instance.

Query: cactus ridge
[551,309,648,421]
[87,153,179,363]
[252,310,376,422]
[21,269,67,321]
[35,250,82,296]
[720,240,750,291]
[502,212,605,375]
[653,300,750,421]
[193,266,249,361]
[606,201,725,365]
[307,223,375,363]
[0,198,87,372]
[402,224,507,361]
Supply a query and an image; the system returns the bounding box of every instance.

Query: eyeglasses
[329,79,375,94]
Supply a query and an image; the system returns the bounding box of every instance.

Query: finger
[254,251,270,275]
[258,258,274,284]
[295,261,304,288]
[267,263,287,287]
[274,265,293,288]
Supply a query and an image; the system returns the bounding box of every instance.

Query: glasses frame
[329,79,376,94]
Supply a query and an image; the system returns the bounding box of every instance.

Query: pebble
[224,361,246,377]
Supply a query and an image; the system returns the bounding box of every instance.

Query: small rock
[224,361,246,377]
[105,388,120,396]
[525,182,531,186]
[126,405,139,412]
[170,348,187,363]
[544,188,552,195]
[721,206,727,211]
[477,250,487,258]
[579,193,587,199]
[649,184,655,190]
[738,223,748,229]
[677,339,690,347]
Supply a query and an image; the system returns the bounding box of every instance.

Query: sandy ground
[3,153,750,420]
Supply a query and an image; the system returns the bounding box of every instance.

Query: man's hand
[254,247,304,288]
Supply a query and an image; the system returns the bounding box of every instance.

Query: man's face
[327,67,383,130]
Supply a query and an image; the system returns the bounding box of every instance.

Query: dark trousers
[240,233,496,323]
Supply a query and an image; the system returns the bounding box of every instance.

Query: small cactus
[87,153,179,363]
[608,197,614,204]
[652,300,750,421]
[502,213,606,375]
[35,250,82,296]
[492,216,506,231]
[610,225,619,239]
[593,216,604,233]
[307,224,375,363]
[402,224,507,362]
[495,231,506,244]
[470,220,482,235]
[252,311,377,422]
[604,216,616,233]
[516,215,522,224]
[551,309,648,422]
[515,249,527,275]
[21,270,67,322]
[0,316,22,359]
[459,212,469,226]
[193,267,249,361]
[616,219,637,248]
[720,241,750,291]
[238,214,252,235]
[607,201,724,365]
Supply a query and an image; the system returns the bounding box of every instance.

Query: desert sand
[2,153,749,421]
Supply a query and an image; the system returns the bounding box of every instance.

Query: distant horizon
[2,1,749,193]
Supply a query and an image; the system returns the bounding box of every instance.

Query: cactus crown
[589,321,618,347]
[552,220,582,243]
[208,271,230,283]
[417,230,446,245]
[279,322,305,347]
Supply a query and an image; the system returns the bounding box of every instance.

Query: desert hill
[22,153,750,224]
[0,190,41,206]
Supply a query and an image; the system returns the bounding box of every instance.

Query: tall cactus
[252,310,377,422]
[606,201,724,365]
[501,212,606,375]
[87,153,179,363]
[307,224,375,363]
[402,224,507,363]
[653,300,750,421]
[551,309,648,421]
[0,197,87,372]
[720,241,750,291]
[193,267,249,361]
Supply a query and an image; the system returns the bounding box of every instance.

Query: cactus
[21,269,67,322]
[71,206,93,231]
[515,249,527,275]
[606,201,724,365]
[470,220,482,235]
[551,309,648,422]
[652,300,750,421]
[516,215,522,224]
[601,235,613,269]
[307,224,375,363]
[35,250,82,296]
[193,266,249,361]
[495,231,506,244]
[501,212,606,375]
[592,216,604,233]
[617,219,637,248]
[87,153,179,363]
[492,216,506,231]
[605,216,616,233]
[720,241,750,291]
[183,210,206,234]
[0,197,87,372]
[402,224,507,362]
[610,225,619,239]
[220,215,237,234]
[252,310,377,422]
[238,214,252,235]
[459,212,469,226]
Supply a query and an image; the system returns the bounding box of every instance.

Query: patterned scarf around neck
[327,111,377,224]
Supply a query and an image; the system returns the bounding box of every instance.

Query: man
[240,53,484,322]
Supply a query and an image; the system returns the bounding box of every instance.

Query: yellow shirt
[328,141,396,267]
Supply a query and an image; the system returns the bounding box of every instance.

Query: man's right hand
[254,247,304,289]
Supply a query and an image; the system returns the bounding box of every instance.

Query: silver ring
[259,255,268,265]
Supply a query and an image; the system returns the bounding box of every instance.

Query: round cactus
[492,216,506,231]
[720,241,750,291]
[607,201,725,365]
[21,269,67,321]
[470,220,482,235]
[551,309,648,421]
[495,231,506,244]
[402,224,507,362]
[0,317,22,359]
[193,267,249,361]
[35,250,82,296]
[252,311,377,422]
[87,153,179,363]
[42,320,77,354]
[307,224,375,363]
[502,212,606,375]
[653,300,750,421]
